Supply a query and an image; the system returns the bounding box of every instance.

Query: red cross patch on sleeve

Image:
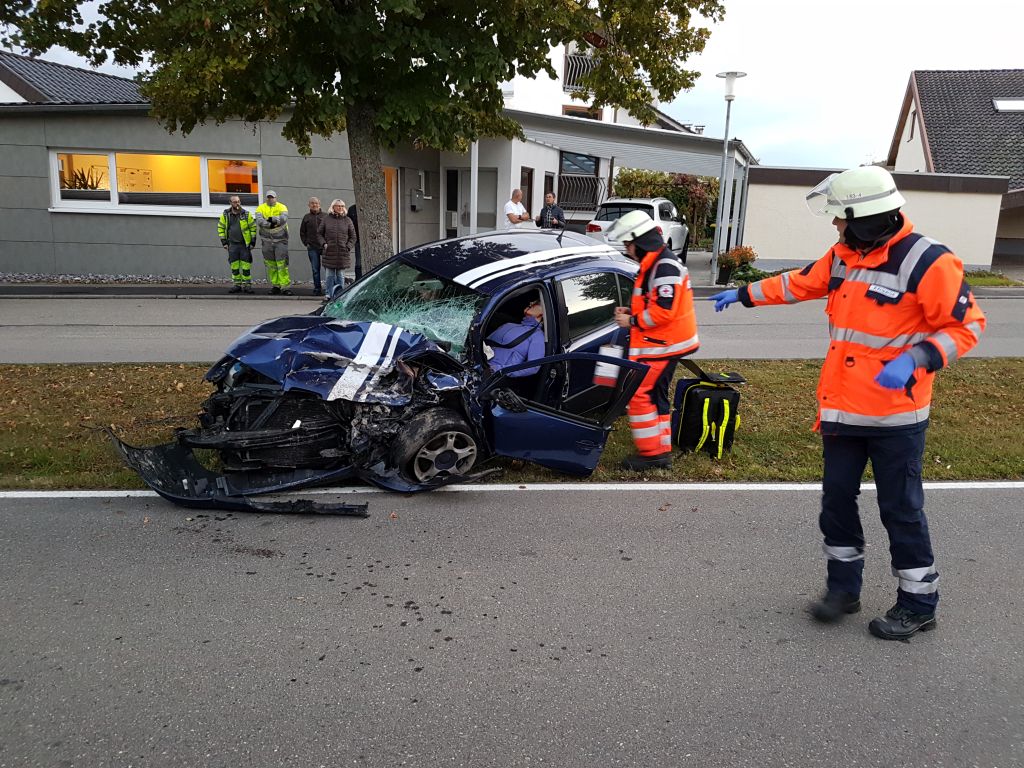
[658,285,674,298]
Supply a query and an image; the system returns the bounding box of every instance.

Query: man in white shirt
[503,189,532,230]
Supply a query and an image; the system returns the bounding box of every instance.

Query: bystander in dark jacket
[318,201,357,270]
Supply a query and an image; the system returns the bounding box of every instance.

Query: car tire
[681,233,689,264]
[667,239,673,255]
[392,408,479,484]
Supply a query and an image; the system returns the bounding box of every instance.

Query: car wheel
[667,239,673,255]
[392,408,478,483]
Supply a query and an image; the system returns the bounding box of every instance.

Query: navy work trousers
[820,426,938,614]
[306,248,322,294]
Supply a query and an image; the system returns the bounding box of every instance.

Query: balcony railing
[563,54,599,93]
[558,174,607,211]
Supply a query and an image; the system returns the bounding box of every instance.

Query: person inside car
[486,299,546,395]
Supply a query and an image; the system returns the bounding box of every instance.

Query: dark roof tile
[915,69,1024,190]
[0,49,144,105]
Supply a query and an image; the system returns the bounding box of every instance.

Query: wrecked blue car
[116,230,648,509]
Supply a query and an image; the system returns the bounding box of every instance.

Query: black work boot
[228,284,242,294]
[809,591,861,623]
[270,286,281,295]
[621,453,672,471]
[868,604,937,641]
[242,284,253,294]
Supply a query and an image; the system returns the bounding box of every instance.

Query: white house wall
[745,169,1006,269]
[893,109,928,173]
[503,44,610,123]
[0,81,26,102]
[510,139,560,214]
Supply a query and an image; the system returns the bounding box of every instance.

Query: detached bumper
[110,434,368,516]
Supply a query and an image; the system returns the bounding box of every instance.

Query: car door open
[477,351,647,475]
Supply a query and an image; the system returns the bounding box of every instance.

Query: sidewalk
[2,250,1021,298]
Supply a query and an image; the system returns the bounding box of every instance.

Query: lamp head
[716,71,747,101]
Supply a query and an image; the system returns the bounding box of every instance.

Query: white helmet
[806,166,906,219]
[605,209,657,242]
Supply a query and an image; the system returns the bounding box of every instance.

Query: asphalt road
[1,291,1022,363]
[2,487,1022,768]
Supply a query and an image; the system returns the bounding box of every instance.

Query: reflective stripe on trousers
[627,357,678,456]
[819,427,938,613]
[230,260,252,284]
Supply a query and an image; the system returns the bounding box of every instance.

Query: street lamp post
[710,71,746,286]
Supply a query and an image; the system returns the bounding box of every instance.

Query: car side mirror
[677,214,687,224]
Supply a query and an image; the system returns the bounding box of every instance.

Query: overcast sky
[26,0,1022,170]
[667,0,1022,168]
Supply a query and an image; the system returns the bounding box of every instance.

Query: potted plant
[716,245,757,285]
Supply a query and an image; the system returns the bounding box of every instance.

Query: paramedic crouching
[607,210,700,471]
[710,166,986,641]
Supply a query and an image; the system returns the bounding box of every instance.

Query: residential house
[0,48,755,279]
[887,69,1024,261]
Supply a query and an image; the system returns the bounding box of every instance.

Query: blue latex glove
[709,289,739,312]
[875,352,917,390]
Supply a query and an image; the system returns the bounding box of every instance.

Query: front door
[478,352,646,475]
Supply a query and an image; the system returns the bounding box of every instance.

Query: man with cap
[709,165,986,640]
[606,210,700,471]
[255,190,292,295]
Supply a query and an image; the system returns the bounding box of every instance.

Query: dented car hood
[211,316,467,405]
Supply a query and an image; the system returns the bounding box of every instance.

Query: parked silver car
[586,198,690,262]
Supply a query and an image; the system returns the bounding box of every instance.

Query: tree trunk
[345,103,394,272]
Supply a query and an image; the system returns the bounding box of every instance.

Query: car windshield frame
[322,259,486,358]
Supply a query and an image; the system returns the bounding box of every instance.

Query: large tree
[2,0,725,270]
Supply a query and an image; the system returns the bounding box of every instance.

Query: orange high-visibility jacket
[628,246,700,360]
[737,217,986,433]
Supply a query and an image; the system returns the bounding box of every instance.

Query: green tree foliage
[2,0,725,270]
[613,167,716,237]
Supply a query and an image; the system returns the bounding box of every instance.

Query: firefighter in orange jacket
[711,166,986,640]
[607,210,700,471]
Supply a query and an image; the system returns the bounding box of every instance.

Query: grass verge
[1,359,1022,489]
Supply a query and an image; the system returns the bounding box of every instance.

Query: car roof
[398,230,633,295]
[599,198,667,205]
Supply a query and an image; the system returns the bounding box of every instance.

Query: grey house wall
[0,112,361,279]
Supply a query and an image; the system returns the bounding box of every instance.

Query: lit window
[51,150,262,215]
[208,158,260,206]
[115,152,201,206]
[58,152,110,201]
[993,99,1024,111]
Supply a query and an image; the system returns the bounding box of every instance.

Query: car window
[559,272,619,341]
[658,202,674,220]
[595,203,654,221]
[323,260,485,357]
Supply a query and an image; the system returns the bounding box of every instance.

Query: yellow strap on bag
[695,398,711,452]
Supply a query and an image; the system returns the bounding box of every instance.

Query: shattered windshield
[322,260,485,358]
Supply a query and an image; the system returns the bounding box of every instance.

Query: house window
[57,152,111,201]
[207,158,260,206]
[993,99,1024,111]
[562,105,602,121]
[116,153,201,206]
[907,110,916,141]
[560,151,598,176]
[50,150,261,216]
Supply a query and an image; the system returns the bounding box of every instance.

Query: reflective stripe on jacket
[256,201,289,241]
[738,216,986,433]
[628,246,700,360]
[217,208,257,247]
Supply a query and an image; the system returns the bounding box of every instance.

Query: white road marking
[2,481,1022,500]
